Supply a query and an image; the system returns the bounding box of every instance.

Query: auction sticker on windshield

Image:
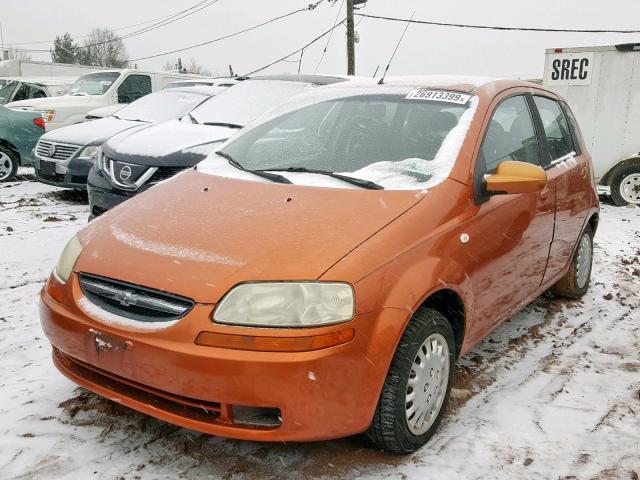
[406,90,472,104]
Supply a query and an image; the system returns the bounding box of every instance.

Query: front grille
[102,155,155,190]
[79,273,194,323]
[36,140,81,161]
[149,167,185,184]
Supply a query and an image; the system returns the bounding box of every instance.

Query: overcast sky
[1,0,639,78]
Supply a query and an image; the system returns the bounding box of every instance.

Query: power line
[5,0,216,46]
[130,1,327,62]
[314,0,345,73]
[242,19,346,76]
[116,0,221,44]
[356,13,640,34]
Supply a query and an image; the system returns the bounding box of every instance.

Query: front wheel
[364,308,455,454]
[551,226,593,299]
[610,164,640,206]
[0,147,18,182]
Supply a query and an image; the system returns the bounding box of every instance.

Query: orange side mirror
[485,160,547,195]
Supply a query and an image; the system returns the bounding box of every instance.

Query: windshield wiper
[203,122,243,129]
[259,167,384,190]
[216,152,292,185]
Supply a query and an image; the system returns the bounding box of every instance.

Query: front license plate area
[89,328,133,354]
[40,160,56,176]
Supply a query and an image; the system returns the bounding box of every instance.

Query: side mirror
[485,160,547,195]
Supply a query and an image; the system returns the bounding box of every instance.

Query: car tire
[610,163,640,206]
[364,308,455,454]
[0,146,18,182]
[550,226,594,299]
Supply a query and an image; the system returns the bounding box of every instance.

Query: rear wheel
[0,147,18,182]
[610,164,640,206]
[364,308,455,454]
[551,226,593,299]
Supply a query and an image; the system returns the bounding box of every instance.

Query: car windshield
[69,72,120,96]
[0,80,18,104]
[115,89,215,123]
[207,90,478,190]
[189,80,312,127]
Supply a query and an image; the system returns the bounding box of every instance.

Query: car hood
[41,116,143,146]
[7,95,100,109]
[75,169,422,304]
[102,119,237,167]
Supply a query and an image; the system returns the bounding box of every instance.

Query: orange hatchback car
[40,76,599,453]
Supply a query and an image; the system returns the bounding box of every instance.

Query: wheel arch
[0,139,21,164]
[600,155,640,186]
[419,288,466,359]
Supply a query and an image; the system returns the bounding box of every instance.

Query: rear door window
[481,95,541,173]
[559,102,582,155]
[533,96,575,160]
[118,75,152,103]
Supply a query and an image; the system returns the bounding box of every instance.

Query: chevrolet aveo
[40,77,599,454]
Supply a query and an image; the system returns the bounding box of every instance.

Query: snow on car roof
[332,75,530,92]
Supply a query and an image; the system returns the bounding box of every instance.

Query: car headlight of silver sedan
[77,145,101,162]
[213,282,355,327]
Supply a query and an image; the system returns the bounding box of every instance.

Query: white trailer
[543,43,640,205]
[0,59,98,78]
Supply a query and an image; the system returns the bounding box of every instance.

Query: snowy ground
[1,168,639,480]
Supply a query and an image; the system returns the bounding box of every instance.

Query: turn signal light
[195,329,355,352]
[46,271,66,303]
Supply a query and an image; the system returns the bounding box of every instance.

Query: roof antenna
[378,11,414,85]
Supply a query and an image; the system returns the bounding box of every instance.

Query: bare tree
[185,57,212,76]
[162,57,211,75]
[78,28,129,68]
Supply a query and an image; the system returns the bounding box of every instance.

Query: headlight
[77,145,100,162]
[40,110,56,123]
[55,235,83,283]
[213,282,355,327]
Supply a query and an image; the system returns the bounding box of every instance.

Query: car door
[532,95,591,283]
[466,92,556,340]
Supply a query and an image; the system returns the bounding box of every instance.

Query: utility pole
[0,23,5,61]
[346,0,355,75]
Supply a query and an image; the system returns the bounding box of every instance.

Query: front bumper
[40,273,406,442]
[34,155,93,189]
[87,169,139,219]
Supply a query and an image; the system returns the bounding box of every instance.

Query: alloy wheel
[0,151,14,181]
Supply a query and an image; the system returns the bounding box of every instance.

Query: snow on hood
[40,116,143,147]
[75,169,423,303]
[104,119,236,160]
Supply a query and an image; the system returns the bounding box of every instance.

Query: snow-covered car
[41,76,599,453]
[87,74,349,218]
[32,86,224,189]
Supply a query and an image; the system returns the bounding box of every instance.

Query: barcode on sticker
[406,90,472,104]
